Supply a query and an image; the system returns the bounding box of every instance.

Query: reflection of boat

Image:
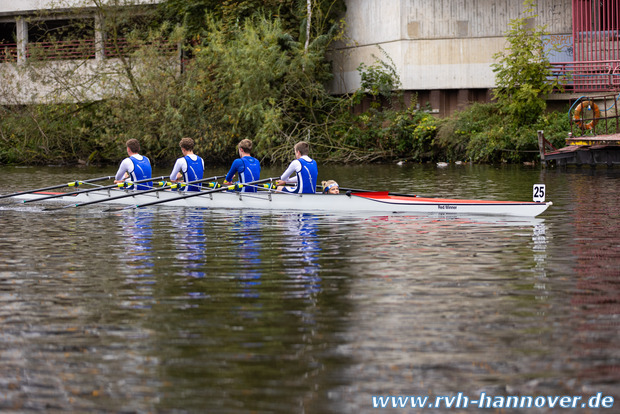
[17,189,552,217]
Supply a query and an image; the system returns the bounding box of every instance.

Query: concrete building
[329,0,619,116]
[0,0,167,105]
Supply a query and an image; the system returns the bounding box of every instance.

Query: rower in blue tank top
[114,138,152,190]
[277,141,318,194]
[224,139,261,193]
[170,137,205,192]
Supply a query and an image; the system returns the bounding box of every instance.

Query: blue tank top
[130,156,152,190]
[296,158,318,194]
[239,157,261,193]
[181,155,204,192]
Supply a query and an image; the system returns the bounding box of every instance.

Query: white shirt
[280,155,312,183]
[115,154,145,181]
[170,154,204,181]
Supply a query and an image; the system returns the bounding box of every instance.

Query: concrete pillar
[457,89,472,109]
[16,17,27,64]
[95,13,105,61]
[429,90,441,113]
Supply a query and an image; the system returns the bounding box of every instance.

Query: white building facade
[329,0,576,115]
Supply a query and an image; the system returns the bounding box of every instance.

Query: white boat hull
[17,189,552,217]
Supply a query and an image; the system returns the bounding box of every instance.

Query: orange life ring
[573,101,601,130]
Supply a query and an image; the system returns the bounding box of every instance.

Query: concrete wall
[0,58,142,105]
[329,0,573,101]
[0,0,160,14]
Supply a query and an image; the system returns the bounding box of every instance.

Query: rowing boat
[15,188,552,217]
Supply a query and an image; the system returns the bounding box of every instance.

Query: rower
[114,139,152,190]
[277,141,318,194]
[169,137,204,192]
[223,139,261,193]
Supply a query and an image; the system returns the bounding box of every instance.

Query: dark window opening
[0,22,17,62]
[28,18,94,43]
[27,18,96,60]
[0,22,16,44]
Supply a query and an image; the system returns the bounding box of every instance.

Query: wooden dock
[538,131,620,167]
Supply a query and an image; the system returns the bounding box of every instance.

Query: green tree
[491,0,562,126]
[355,46,402,107]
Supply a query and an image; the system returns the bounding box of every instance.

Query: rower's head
[126,139,140,155]
[294,141,310,159]
[322,180,339,194]
[179,137,195,154]
[238,139,253,157]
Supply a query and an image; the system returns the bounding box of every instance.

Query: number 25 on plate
[533,184,546,202]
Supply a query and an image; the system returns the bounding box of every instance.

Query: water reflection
[172,210,207,279]
[532,222,548,298]
[564,171,620,392]
[279,213,322,300]
[0,165,619,412]
[229,212,263,298]
[117,210,156,309]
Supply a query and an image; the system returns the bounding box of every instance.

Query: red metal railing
[555,0,620,91]
[0,44,17,63]
[573,0,620,62]
[27,39,96,60]
[551,60,620,92]
[22,37,176,61]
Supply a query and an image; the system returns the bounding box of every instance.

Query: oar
[130,177,280,209]
[24,175,166,204]
[70,175,226,208]
[0,175,113,200]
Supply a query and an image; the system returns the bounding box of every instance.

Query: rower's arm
[279,160,300,184]
[169,158,185,182]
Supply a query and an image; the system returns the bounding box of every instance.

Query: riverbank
[0,4,575,168]
[0,100,573,168]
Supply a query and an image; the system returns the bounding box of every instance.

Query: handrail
[0,44,18,63]
[12,37,178,62]
[550,60,620,92]
[27,39,97,60]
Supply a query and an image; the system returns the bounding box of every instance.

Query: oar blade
[104,205,136,212]
[43,204,77,211]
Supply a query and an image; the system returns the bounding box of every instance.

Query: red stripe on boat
[352,191,535,205]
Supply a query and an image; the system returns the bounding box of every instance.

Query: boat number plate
[533,184,545,202]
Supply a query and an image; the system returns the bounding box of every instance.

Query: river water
[0,164,618,413]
